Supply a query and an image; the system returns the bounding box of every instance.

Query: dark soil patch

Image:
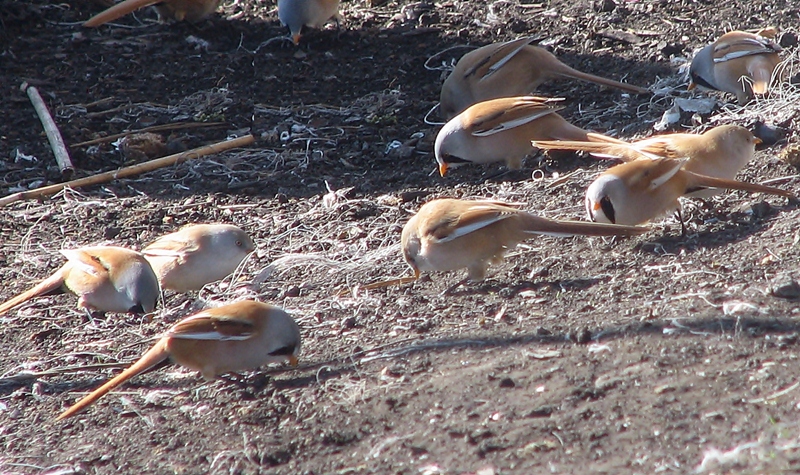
[2,1,800,473]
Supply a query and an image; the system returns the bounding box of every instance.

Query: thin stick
[70,121,228,148]
[21,82,74,178]
[0,134,255,208]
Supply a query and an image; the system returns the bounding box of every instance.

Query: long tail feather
[555,67,650,95]
[532,140,641,162]
[686,172,796,199]
[83,0,159,27]
[0,270,65,316]
[520,214,649,237]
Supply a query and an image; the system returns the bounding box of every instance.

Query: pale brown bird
[83,0,220,27]
[401,198,649,281]
[56,300,301,420]
[586,157,795,226]
[0,246,159,316]
[435,96,624,176]
[440,37,650,120]
[142,224,255,292]
[278,0,341,45]
[534,124,762,196]
[689,30,783,105]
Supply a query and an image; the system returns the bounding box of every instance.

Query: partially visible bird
[401,198,649,281]
[83,0,221,27]
[435,96,624,176]
[440,37,650,120]
[585,157,795,226]
[142,224,255,292]
[534,124,762,196]
[0,246,159,316]
[278,0,341,45]
[689,30,783,105]
[56,300,301,420]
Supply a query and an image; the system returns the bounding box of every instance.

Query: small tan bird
[142,224,255,292]
[83,0,220,27]
[0,246,159,316]
[689,30,783,105]
[586,157,795,226]
[278,0,341,45]
[401,198,649,281]
[435,96,623,176]
[56,300,301,420]
[440,37,650,120]
[533,124,762,193]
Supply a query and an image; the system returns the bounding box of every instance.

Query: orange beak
[753,137,763,145]
[687,82,696,91]
[438,163,448,177]
[292,34,301,45]
[288,355,299,367]
[592,201,602,211]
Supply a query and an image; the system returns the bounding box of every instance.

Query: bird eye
[236,240,242,247]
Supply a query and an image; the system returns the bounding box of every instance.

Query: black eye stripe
[600,196,616,224]
[442,155,469,164]
[269,345,296,356]
[129,303,145,314]
[690,72,716,90]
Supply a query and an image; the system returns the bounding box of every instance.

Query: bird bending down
[143,223,255,292]
[56,300,301,420]
[688,30,783,105]
[534,124,762,197]
[435,96,624,176]
[278,0,341,45]
[440,36,650,120]
[0,246,159,316]
[83,0,221,27]
[401,198,649,281]
[585,157,795,226]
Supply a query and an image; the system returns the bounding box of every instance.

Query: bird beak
[438,162,448,177]
[413,268,421,279]
[753,137,763,145]
[292,34,301,45]
[288,355,299,367]
[687,82,696,91]
[592,201,602,211]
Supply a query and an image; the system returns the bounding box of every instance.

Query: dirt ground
[2,0,800,473]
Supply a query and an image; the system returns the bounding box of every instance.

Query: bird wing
[431,202,517,243]
[142,236,199,263]
[713,35,782,63]
[168,311,256,341]
[469,97,565,136]
[60,248,109,278]
[465,36,540,82]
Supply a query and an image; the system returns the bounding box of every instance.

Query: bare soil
[2,1,800,474]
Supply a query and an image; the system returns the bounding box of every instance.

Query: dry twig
[0,134,255,207]
[21,82,74,178]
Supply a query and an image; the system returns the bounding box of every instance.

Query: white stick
[21,82,74,177]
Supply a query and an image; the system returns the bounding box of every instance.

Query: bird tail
[519,213,649,237]
[0,270,66,316]
[554,67,650,95]
[685,172,796,199]
[586,132,628,144]
[532,140,639,162]
[56,340,170,420]
[83,0,160,27]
